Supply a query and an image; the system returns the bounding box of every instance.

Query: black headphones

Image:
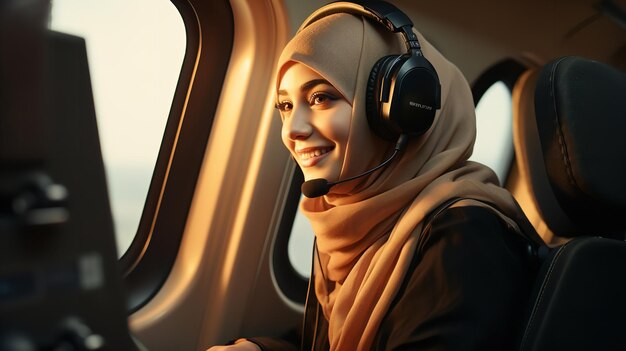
[299,1,441,141]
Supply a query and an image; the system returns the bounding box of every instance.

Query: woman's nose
[285,108,313,141]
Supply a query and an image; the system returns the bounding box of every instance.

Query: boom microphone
[301,134,409,198]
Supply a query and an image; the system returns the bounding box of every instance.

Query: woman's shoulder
[421,204,532,261]
[376,205,535,350]
[428,203,512,234]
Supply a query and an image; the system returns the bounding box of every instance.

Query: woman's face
[277,62,352,182]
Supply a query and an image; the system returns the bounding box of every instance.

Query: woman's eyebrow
[300,79,330,92]
[277,79,331,97]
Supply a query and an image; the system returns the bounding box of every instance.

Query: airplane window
[469,81,514,184]
[288,195,315,278]
[49,0,185,256]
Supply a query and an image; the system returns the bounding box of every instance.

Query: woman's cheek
[326,108,352,146]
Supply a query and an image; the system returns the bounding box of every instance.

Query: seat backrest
[515,56,626,351]
[511,68,557,244]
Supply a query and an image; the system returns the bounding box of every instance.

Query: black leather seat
[515,56,626,351]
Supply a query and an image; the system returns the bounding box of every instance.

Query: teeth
[300,147,331,160]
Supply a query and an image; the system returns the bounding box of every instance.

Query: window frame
[118,0,234,313]
[472,59,526,105]
[272,166,309,303]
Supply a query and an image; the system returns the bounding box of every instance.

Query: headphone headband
[299,1,420,53]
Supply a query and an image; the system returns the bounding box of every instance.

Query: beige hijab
[277,10,525,351]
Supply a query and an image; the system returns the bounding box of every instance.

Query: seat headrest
[532,56,626,236]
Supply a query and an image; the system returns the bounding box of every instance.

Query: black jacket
[249,205,539,351]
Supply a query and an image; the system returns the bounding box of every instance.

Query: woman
[211,2,542,350]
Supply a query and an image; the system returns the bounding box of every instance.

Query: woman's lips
[296,146,334,167]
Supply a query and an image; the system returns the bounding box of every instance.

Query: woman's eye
[275,101,293,112]
[312,94,327,105]
[310,92,335,106]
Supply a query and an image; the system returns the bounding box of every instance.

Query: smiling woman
[209,2,544,350]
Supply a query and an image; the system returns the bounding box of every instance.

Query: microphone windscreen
[301,178,330,198]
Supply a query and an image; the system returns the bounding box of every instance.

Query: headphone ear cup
[366,55,402,141]
[391,55,440,137]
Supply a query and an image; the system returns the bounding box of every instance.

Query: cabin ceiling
[391,0,626,81]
